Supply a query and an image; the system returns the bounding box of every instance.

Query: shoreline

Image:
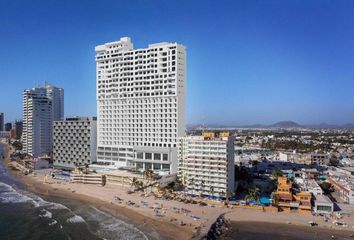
[223,221,354,240]
[0,144,194,240]
[20,175,193,240]
[2,142,354,240]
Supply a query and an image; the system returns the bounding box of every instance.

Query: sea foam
[39,209,53,219]
[66,215,86,223]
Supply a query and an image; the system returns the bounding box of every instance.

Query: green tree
[272,168,283,180]
[209,186,215,197]
[320,182,333,194]
[245,186,261,202]
[270,191,279,205]
[131,177,141,191]
[329,155,340,167]
[251,160,259,166]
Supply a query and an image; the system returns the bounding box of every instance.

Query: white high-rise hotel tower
[95,37,186,174]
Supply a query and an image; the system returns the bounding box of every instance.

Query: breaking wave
[66,215,86,223]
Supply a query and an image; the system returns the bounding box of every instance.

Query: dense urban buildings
[95,37,186,174]
[22,83,64,157]
[177,132,235,197]
[5,122,12,132]
[53,117,97,169]
[0,112,4,131]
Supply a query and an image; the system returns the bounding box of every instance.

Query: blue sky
[0,0,354,125]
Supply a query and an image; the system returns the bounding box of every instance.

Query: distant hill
[187,121,354,130]
[340,123,354,129]
[270,121,302,128]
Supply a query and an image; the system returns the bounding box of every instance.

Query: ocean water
[0,144,153,240]
[221,221,354,240]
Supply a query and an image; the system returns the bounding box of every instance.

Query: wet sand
[3,141,354,240]
[22,176,192,240]
[1,144,193,240]
[221,221,354,240]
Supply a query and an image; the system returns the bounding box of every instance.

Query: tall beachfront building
[22,83,64,157]
[178,132,236,197]
[95,37,186,174]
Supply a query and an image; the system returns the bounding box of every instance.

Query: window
[162,164,170,170]
[154,153,161,161]
[137,152,143,159]
[163,154,168,161]
[145,153,152,160]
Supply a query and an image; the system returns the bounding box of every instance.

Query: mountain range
[187,121,354,130]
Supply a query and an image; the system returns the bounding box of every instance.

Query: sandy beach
[2,142,354,240]
[222,221,354,240]
[19,171,354,240]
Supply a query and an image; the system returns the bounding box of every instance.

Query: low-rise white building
[178,132,235,197]
[302,179,323,196]
[314,195,334,214]
[328,169,354,204]
[53,117,97,169]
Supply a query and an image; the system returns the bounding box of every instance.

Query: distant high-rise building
[15,121,23,140]
[95,37,186,174]
[44,82,64,121]
[0,113,4,131]
[22,83,64,157]
[53,117,97,169]
[5,122,12,132]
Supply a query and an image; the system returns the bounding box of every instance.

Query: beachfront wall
[105,173,143,187]
[71,173,104,185]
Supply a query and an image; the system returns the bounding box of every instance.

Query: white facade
[302,179,323,196]
[178,135,235,197]
[22,83,64,157]
[53,117,97,169]
[314,195,334,214]
[328,169,354,204]
[95,37,186,174]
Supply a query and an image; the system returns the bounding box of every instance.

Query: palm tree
[84,163,89,174]
[226,191,233,205]
[131,177,140,191]
[270,191,279,206]
[209,186,215,197]
[220,191,225,200]
[272,168,283,181]
[245,186,261,202]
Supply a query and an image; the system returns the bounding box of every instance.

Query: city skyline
[1,0,354,125]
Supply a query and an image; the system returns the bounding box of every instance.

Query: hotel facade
[22,83,64,157]
[177,132,236,197]
[95,37,186,174]
[53,117,97,169]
